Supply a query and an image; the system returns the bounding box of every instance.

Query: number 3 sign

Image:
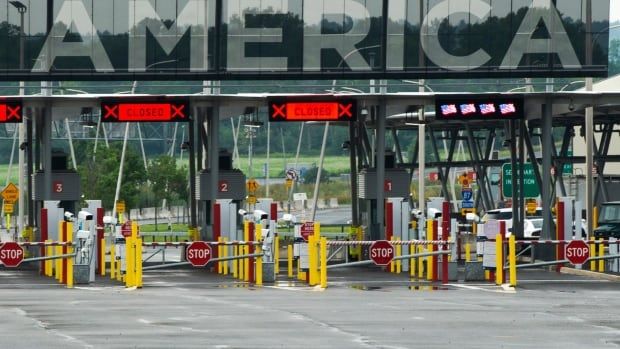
[53,181,63,193]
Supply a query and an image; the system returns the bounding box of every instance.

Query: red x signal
[171,104,186,118]
[338,103,353,118]
[6,105,21,120]
[272,104,286,118]
[103,104,119,119]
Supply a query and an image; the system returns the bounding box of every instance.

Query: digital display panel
[435,96,524,120]
[269,99,357,122]
[101,100,190,122]
[0,102,23,123]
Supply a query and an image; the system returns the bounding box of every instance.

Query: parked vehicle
[523,218,543,239]
[593,202,620,239]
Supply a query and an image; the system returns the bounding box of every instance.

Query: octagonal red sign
[186,241,212,267]
[565,240,589,265]
[369,240,394,266]
[0,242,25,267]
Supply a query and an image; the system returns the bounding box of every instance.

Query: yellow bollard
[223,238,229,276]
[125,236,134,287]
[288,244,293,278]
[509,235,517,287]
[136,237,143,288]
[410,242,415,277]
[55,245,62,282]
[356,226,363,261]
[308,234,317,285]
[244,221,250,282]
[110,242,116,280]
[426,220,433,281]
[593,206,599,229]
[320,237,327,288]
[218,237,224,274]
[66,222,74,288]
[100,238,106,276]
[297,256,302,281]
[390,237,396,273]
[495,234,504,285]
[45,240,52,277]
[589,237,596,271]
[598,242,605,272]
[417,245,424,279]
[274,234,280,274]
[396,239,402,274]
[256,225,263,286]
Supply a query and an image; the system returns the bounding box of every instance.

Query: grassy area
[139,223,189,233]
[0,164,19,186]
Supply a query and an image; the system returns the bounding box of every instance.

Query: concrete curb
[560,267,620,281]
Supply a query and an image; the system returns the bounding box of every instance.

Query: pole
[112,123,130,220]
[266,121,270,197]
[311,123,329,221]
[585,0,594,244]
[17,9,25,236]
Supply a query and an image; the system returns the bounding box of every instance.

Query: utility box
[196,170,246,201]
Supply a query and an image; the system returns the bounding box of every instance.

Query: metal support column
[375,100,386,241]
[209,105,220,240]
[541,98,554,239]
[349,121,359,227]
[188,108,197,229]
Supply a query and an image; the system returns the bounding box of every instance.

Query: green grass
[139,223,189,233]
[0,164,19,187]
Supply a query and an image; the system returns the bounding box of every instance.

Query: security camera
[64,212,75,221]
[411,209,423,218]
[427,208,442,219]
[253,210,268,221]
[238,209,247,216]
[78,211,93,221]
[102,216,117,225]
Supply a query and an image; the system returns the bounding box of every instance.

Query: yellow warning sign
[247,195,257,205]
[3,202,14,214]
[116,200,126,214]
[246,179,259,193]
[1,183,19,203]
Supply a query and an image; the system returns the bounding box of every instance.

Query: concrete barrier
[328,198,339,208]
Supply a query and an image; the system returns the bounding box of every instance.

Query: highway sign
[246,179,259,193]
[285,169,298,180]
[565,240,589,265]
[502,163,540,198]
[300,222,315,241]
[116,200,126,214]
[0,242,24,267]
[186,241,212,267]
[369,240,395,266]
[1,183,19,203]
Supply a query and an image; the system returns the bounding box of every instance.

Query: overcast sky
[613,0,619,22]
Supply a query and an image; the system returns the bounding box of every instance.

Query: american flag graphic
[479,103,496,115]
[499,103,516,114]
[460,104,476,115]
[441,104,458,115]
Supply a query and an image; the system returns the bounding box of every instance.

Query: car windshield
[530,219,543,229]
[599,204,620,223]
[482,211,512,221]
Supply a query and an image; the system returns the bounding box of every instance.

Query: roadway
[0,265,618,348]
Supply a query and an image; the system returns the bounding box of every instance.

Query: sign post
[369,240,395,266]
[565,240,590,265]
[0,242,25,267]
[186,241,212,267]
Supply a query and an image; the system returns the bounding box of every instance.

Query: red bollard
[40,208,48,275]
[248,222,255,283]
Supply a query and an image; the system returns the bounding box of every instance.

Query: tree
[148,155,189,208]
[78,143,147,210]
[610,39,620,76]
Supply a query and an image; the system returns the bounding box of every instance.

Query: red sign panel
[269,99,356,122]
[565,240,590,265]
[0,102,22,123]
[186,241,212,267]
[53,181,63,193]
[384,179,393,192]
[0,242,25,267]
[300,222,315,242]
[369,240,394,266]
[101,100,190,122]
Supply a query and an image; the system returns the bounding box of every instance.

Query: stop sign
[186,241,212,267]
[0,242,25,267]
[369,240,395,266]
[300,222,314,242]
[565,240,590,265]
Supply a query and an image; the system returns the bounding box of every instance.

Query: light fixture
[79,107,97,128]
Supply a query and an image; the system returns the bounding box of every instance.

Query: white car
[523,218,543,239]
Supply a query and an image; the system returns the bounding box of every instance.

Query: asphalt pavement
[1,264,619,349]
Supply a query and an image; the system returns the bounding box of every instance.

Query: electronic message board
[0,102,22,123]
[435,96,524,121]
[269,99,356,122]
[0,0,609,81]
[101,100,190,122]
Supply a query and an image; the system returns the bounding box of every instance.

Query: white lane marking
[447,283,515,294]
[12,307,95,348]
